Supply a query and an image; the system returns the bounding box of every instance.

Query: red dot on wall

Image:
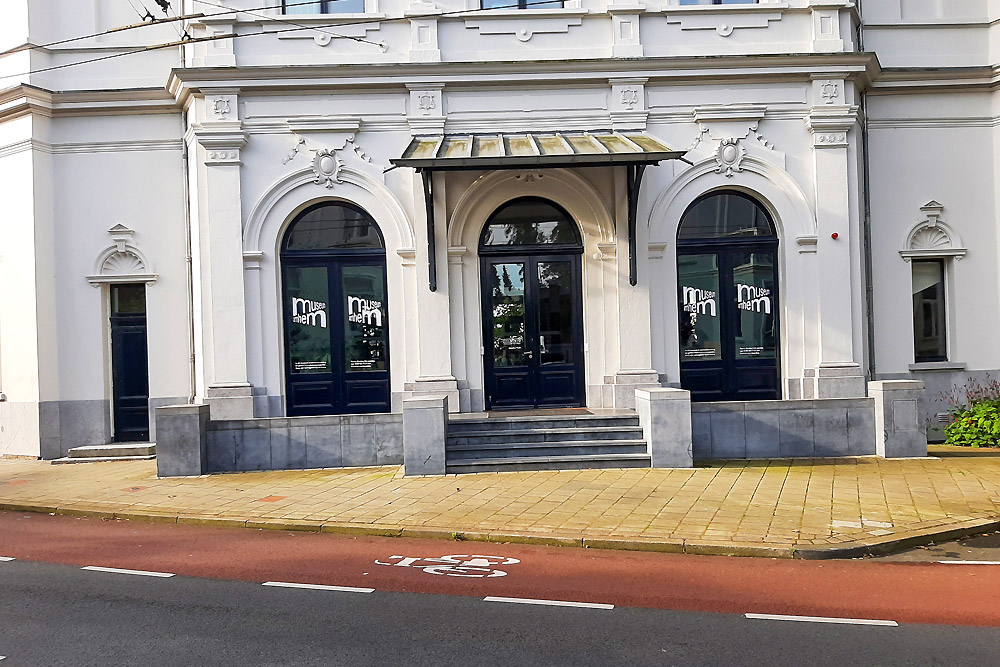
[831,232,839,240]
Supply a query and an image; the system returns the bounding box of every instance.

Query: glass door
[678,248,779,401]
[284,260,390,415]
[482,256,584,409]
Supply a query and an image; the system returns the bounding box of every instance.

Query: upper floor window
[284,0,364,14]
[480,0,564,8]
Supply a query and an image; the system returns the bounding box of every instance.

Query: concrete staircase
[445,412,649,473]
[51,442,156,464]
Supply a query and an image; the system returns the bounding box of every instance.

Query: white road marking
[262,581,374,593]
[484,596,614,610]
[81,566,175,578]
[745,613,897,626]
[938,560,1000,565]
[0,556,15,562]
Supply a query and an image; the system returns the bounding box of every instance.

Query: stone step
[447,439,648,461]
[448,415,639,433]
[52,455,156,465]
[67,443,156,458]
[447,426,644,445]
[446,453,651,474]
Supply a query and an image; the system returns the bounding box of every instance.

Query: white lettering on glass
[291,297,328,328]
[682,286,717,317]
[348,295,383,326]
[737,283,772,314]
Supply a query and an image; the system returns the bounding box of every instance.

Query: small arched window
[677,192,775,241]
[283,202,384,252]
[480,197,582,249]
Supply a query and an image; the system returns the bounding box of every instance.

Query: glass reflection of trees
[481,198,582,247]
[490,263,526,367]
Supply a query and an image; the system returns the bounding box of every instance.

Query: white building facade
[0,1,995,469]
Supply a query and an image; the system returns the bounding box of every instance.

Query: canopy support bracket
[626,163,647,287]
[422,169,437,292]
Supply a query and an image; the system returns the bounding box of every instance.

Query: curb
[2,501,999,559]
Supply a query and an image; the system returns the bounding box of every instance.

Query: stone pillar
[636,387,693,468]
[402,394,448,476]
[405,168,460,410]
[610,169,660,409]
[805,94,866,398]
[869,380,927,458]
[192,91,254,419]
[155,404,210,477]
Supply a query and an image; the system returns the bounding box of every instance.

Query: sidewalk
[2,447,999,558]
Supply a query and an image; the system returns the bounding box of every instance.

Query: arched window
[480,197,582,249]
[677,191,775,241]
[283,202,384,252]
[280,201,389,416]
[676,190,780,402]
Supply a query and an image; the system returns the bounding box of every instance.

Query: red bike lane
[1,510,997,627]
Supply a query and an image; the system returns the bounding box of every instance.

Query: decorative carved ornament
[308,137,374,186]
[820,81,839,105]
[87,225,157,286]
[714,138,746,178]
[900,201,966,262]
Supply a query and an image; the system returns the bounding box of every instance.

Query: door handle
[524,350,533,358]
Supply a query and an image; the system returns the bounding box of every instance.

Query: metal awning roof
[392,131,686,171]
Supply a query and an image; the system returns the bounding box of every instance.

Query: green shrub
[945,399,1000,448]
[940,376,1000,448]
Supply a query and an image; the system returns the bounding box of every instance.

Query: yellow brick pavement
[2,447,999,556]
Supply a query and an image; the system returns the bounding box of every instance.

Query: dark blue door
[676,192,780,402]
[110,284,150,442]
[281,202,390,416]
[478,197,585,410]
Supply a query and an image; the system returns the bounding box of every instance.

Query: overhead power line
[0,0,567,82]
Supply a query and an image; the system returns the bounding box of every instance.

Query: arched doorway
[479,197,585,409]
[676,191,780,401]
[281,201,390,415]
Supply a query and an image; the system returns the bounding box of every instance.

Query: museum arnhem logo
[291,298,328,328]
[348,296,383,327]
[737,283,772,314]
[682,284,771,316]
[682,287,717,317]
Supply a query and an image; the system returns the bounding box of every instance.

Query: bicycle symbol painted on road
[374,554,520,578]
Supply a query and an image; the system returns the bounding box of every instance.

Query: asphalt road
[1,511,999,665]
[2,558,998,667]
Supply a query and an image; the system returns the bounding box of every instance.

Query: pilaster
[804,100,865,398]
[405,170,459,411]
[609,5,644,59]
[406,1,442,63]
[191,90,254,419]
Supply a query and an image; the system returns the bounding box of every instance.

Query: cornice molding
[0,84,178,124]
[166,53,880,104]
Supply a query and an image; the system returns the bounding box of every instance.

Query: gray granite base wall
[691,398,876,460]
[38,400,112,459]
[880,368,999,443]
[205,413,403,473]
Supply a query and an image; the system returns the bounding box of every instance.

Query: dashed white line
[81,566,175,578]
[262,581,374,593]
[938,560,1000,565]
[0,556,15,562]
[484,596,614,610]
[745,613,897,626]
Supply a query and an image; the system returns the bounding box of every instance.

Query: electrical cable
[0,0,568,82]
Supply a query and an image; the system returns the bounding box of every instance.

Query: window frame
[910,258,949,364]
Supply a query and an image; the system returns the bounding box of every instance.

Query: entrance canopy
[391,131,687,290]
[392,131,685,171]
